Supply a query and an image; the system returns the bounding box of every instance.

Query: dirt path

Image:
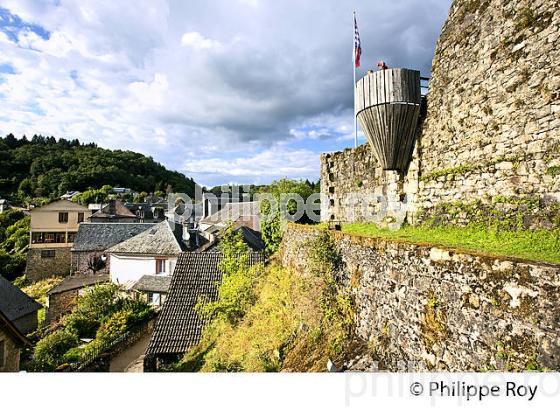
[109,331,153,373]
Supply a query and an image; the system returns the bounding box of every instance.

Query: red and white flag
[354,14,361,68]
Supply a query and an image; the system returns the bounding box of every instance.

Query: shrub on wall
[197,223,261,325]
[32,330,79,371]
[64,283,122,338]
[180,231,356,372]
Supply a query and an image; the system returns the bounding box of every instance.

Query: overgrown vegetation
[20,276,64,328]
[0,133,197,204]
[196,224,260,325]
[421,292,448,355]
[340,222,560,264]
[0,209,29,280]
[179,230,355,372]
[28,283,154,371]
[419,196,560,231]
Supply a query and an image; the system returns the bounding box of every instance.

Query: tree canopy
[0,134,197,204]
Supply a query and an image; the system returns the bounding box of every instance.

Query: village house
[108,187,135,196]
[26,199,91,281]
[89,200,138,223]
[198,201,261,234]
[130,275,172,307]
[126,202,166,223]
[144,252,265,371]
[45,274,109,324]
[0,275,41,335]
[107,221,188,304]
[0,309,31,372]
[71,222,154,275]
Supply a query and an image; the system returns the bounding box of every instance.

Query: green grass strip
[339,223,560,264]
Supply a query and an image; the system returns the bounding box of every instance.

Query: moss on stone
[546,166,560,177]
[421,291,448,352]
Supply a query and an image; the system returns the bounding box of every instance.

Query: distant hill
[0,134,197,202]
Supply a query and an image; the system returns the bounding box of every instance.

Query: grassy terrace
[331,223,560,265]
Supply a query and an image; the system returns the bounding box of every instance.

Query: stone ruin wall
[321,0,560,225]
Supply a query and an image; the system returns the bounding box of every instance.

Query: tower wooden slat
[356,68,421,171]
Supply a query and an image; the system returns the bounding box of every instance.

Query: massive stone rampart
[281,224,560,371]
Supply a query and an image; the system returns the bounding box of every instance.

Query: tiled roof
[131,275,172,293]
[72,223,154,252]
[0,275,41,323]
[90,200,137,220]
[47,274,109,295]
[145,252,265,356]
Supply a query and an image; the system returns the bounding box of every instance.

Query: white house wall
[110,254,177,285]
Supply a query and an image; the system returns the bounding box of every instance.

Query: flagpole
[353,11,358,148]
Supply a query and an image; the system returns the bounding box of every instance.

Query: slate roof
[47,274,109,295]
[90,200,137,220]
[72,223,154,252]
[107,221,185,255]
[131,275,172,293]
[145,252,265,356]
[0,275,41,323]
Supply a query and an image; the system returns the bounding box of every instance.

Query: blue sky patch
[0,7,50,42]
[0,63,16,74]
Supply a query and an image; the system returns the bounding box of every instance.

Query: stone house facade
[26,199,91,281]
[0,310,30,372]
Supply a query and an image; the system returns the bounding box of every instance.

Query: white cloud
[0,0,451,186]
[183,146,319,186]
[180,32,220,50]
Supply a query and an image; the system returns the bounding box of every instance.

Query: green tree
[32,330,79,371]
[258,178,319,255]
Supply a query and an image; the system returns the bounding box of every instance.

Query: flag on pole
[353,14,361,68]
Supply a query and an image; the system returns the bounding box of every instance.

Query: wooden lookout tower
[355,68,421,171]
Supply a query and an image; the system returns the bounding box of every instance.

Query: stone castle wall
[320,143,420,225]
[418,0,560,210]
[321,0,560,224]
[280,224,560,371]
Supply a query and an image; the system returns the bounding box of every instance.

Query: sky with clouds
[0,0,451,187]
